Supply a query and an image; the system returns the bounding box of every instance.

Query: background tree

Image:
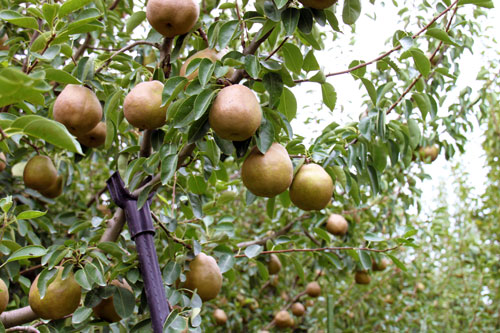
[0,0,498,332]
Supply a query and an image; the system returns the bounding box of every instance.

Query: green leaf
[218,20,239,50]
[164,262,181,285]
[412,93,431,121]
[410,49,431,77]
[281,7,300,36]
[371,141,387,172]
[113,286,135,319]
[218,254,235,274]
[342,0,362,25]
[256,118,275,154]
[161,154,178,185]
[277,87,297,121]
[16,210,46,220]
[426,28,459,46]
[244,55,261,79]
[387,254,407,271]
[245,245,263,258]
[458,0,494,8]
[44,68,81,84]
[97,242,126,259]
[162,77,188,107]
[37,268,58,299]
[59,0,93,18]
[84,262,106,286]
[281,43,303,74]
[290,255,305,283]
[188,175,208,194]
[358,250,372,270]
[172,95,197,128]
[407,119,421,149]
[193,89,217,121]
[298,8,314,34]
[321,82,337,111]
[0,11,39,30]
[72,307,93,325]
[364,233,386,242]
[360,78,376,104]
[126,11,146,34]
[198,58,215,87]
[262,72,283,108]
[75,269,92,290]
[5,245,47,263]
[303,50,320,72]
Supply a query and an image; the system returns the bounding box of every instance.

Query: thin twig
[108,0,121,10]
[197,28,209,46]
[95,41,160,74]
[237,219,297,248]
[265,37,289,61]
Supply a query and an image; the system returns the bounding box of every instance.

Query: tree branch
[6,326,40,333]
[237,219,296,248]
[234,245,401,258]
[0,307,38,329]
[95,41,160,74]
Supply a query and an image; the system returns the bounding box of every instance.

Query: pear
[298,0,338,9]
[213,308,228,325]
[418,145,439,162]
[305,281,321,297]
[180,48,233,80]
[146,0,200,38]
[0,33,7,51]
[184,253,222,301]
[0,279,9,314]
[123,81,167,130]
[29,266,82,320]
[416,282,425,292]
[40,175,63,199]
[209,85,262,141]
[355,271,371,285]
[53,85,103,136]
[289,164,333,211]
[77,122,107,148]
[291,302,305,317]
[241,143,293,197]
[0,152,6,172]
[23,156,58,192]
[372,258,390,271]
[326,213,348,236]
[93,279,133,323]
[268,254,282,275]
[274,310,292,328]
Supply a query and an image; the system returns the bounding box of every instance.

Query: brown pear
[372,258,390,271]
[0,33,8,51]
[146,0,200,38]
[0,152,6,172]
[77,122,107,148]
[53,85,102,136]
[274,310,292,328]
[306,281,321,297]
[289,164,333,211]
[209,85,262,141]
[355,271,371,285]
[326,214,348,236]
[40,175,63,199]
[23,156,58,192]
[180,48,233,80]
[241,143,293,197]
[29,266,82,320]
[298,0,337,9]
[418,145,439,162]
[291,302,305,317]
[123,81,167,130]
[268,254,282,275]
[184,253,222,301]
[213,308,227,325]
[0,279,9,314]
[93,279,133,323]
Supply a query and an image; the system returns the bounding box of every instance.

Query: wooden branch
[6,326,40,333]
[108,0,121,10]
[95,41,160,74]
[237,220,295,248]
[0,307,38,329]
[74,33,92,61]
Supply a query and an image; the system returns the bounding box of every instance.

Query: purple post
[106,172,169,332]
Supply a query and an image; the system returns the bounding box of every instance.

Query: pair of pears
[23,155,63,198]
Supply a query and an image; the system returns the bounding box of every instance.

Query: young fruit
[241,143,293,197]
[93,279,133,322]
[326,214,348,236]
[23,156,58,192]
[29,266,82,320]
[0,33,8,51]
[355,271,371,285]
[146,0,199,38]
[77,122,107,148]
[213,308,228,325]
[298,0,337,9]
[184,253,222,301]
[289,164,333,211]
[267,254,282,275]
[180,48,233,80]
[123,81,167,130]
[372,258,390,271]
[209,85,262,141]
[0,152,6,172]
[291,302,305,316]
[274,310,292,328]
[39,175,63,199]
[0,279,9,314]
[306,281,321,297]
[53,85,103,136]
[418,145,439,162]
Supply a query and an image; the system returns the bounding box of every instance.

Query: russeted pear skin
[0,33,8,51]
[146,0,200,38]
[77,122,106,148]
[298,0,337,9]
[326,214,348,236]
[53,85,102,136]
[355,271,371,285]
[40,175,63,199]
[268,254,282,275]
[0,279,9,314]
[418,145,439,162]
[23,156,58,191]
[274,310,292,328]
[289,164,333,211]
[29,266,82,320]
[209,85,262,141]
[241,143,293,197]
[93,279,133,322]
[291,302,305,317]
[0,152,6,172]
[306,281,321,297]
[123,81,167,130]
[213,308,228,325]
[184,253,222,301]
[372,258,390,271]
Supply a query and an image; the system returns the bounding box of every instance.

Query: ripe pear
[0,152,6,172]
[241,143,293,197]
[268,254,282,275]
[184,253,222,301]
[274,310,292,328]
[298,0,337,9]
[77,122,107,148]
[418,145,439,162]
[372,258,390,271]
[93,279,133,322]
[23,156,58,192]
[326,213,348,236]
[123,81,167,130]
[0,279,9,314]
[416,282,425,292]
[306,281,321,297]
[289,164,333,211]
[291,302,305,316]
[29,266,82,320]
[209,85,262,141]
[180,48,233,80]
[213,308,227,325]
[53,85,103,136]
[0,33,8,51]
[146,0,200,38]
[40,175,63,199]
[355,271,371,285]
